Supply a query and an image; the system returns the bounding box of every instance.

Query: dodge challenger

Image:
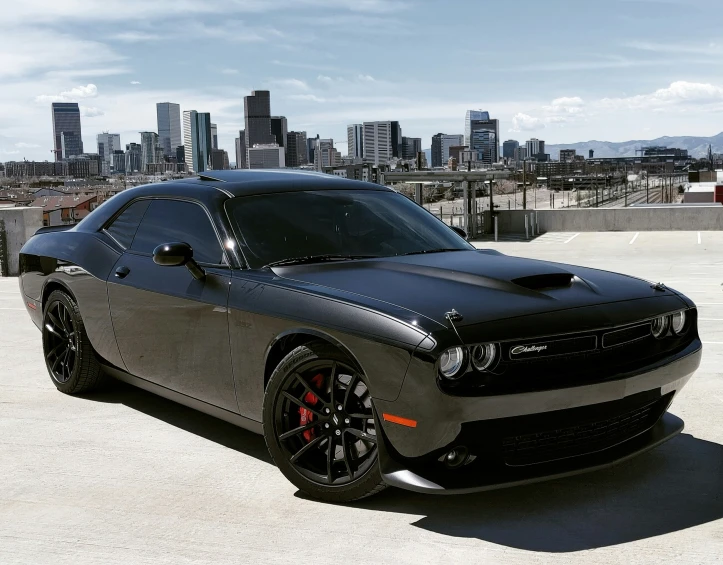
[18,170,701,502]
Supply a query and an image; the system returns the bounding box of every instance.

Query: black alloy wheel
[42,290,104,394]
[263,341,386,502]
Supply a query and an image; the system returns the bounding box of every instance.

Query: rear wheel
[42,290,105,394]
[263,341,386,502]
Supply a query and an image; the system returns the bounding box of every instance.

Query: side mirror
[451,226,467,240]
[152,242,205,280]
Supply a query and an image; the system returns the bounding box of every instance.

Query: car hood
[272,250,686,330]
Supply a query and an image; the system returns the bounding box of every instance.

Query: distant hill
[546,133,723,160]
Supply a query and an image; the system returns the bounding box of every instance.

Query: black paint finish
[18,170,702,494]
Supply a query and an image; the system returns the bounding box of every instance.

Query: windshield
[225,189,473,269]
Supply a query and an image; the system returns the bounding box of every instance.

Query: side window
[105,200,150,248]
[130,200,225,264]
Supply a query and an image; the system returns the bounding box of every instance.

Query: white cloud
[80,106,104,117]
[270,78,310,90]
[35,83,98,103]
[317,75,334,84]
[220,69,239,75]
[112,31,160,42]
[130,81,141,85]
[600,81,723,109]
[510,113,545,132]
[15,142,40,148]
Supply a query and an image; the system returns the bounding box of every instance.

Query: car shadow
[347,433,723,552]
[82,378,273,464]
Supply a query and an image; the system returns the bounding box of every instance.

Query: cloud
[15,142,40,148]
[270,78,310,90]
[112,31,160,42]
[35,83,98,103]
[317,75,334,84]
[130,80,141,85]
[600,81,723,109]
[357,74,375,82]
[220,69,239,75]
[289,94,327,103]
[80,106,104,117]
[510,113,545,132]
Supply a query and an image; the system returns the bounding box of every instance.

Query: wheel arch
[41,278,77,311]
[263,328,363,389]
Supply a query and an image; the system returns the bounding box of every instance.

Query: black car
[18,170,701,502]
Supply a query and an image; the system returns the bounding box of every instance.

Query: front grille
[501,394,671,466]
[602,323,651,348]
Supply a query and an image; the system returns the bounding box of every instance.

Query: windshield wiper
[265,254,379,268]
[399,248,467,257]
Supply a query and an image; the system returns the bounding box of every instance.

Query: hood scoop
[512,273,574,291]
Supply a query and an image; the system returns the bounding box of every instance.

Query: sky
[3,0,723,162]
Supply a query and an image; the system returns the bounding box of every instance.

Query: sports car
[18,170,701,502]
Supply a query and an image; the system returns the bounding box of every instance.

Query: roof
[173,169,393,197]
[31,194,97,212]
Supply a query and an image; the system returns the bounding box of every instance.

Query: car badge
[511,344,547,355]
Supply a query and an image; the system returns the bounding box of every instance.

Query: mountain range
[423,132,722,163]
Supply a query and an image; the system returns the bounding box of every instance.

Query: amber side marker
[382,413,417,428]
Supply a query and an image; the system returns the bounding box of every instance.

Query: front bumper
[372,340,701,494]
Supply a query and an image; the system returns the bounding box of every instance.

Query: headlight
[471,343,497,372]
[651,315,669,339]
[439,346,465,379]
[671,311,687,335]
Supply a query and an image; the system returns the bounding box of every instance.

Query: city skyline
[5,1,723,161]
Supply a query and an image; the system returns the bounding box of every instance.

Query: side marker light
[382,413,417,428]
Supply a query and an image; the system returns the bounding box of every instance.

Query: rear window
[105,200,150,248]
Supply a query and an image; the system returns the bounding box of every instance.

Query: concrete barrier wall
[485,207,723,234]
[0,207,43,276]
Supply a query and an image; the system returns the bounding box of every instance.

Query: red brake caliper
[299,373,325,442]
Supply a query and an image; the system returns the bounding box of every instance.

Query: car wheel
[263,340,386,502]
[42,289,105,394]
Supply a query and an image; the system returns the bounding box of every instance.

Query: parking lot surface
[1,231,722,565]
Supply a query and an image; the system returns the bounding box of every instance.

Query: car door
[106,198,238,412]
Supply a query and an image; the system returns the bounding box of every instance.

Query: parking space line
[564,233,580,244]
[629,232,639,245]
[698,232,702,244]
[699,318,723,321]
[703,342,723,345]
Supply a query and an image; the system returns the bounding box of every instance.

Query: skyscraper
[60,132,83,160]
[526,138,545,160]
[363,121,402,165]
[502,139,519,160]
[156,102,182,157]
[52,103,83,161]
[183,111,213,173]
[248,145,285,169]
[235,130,247,169]
[211,123,218,150]
[286,131,308,167]
[97,132,121,174]
[347,124,363,160]
[270,116,288,151]
[307,137,316,165]
[244,90,274,165]
[139,132,159,173]
[401,137,422,160]
[465,110,499,164]
[313,138,335,170]
[124,143,142,174]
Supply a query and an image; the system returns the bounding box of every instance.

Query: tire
[263,340,386,503]
[42,289,105,395]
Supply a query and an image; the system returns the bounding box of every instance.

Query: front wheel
[263,341,386,502]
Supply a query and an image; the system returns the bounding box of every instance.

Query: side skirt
[101,364,264,435]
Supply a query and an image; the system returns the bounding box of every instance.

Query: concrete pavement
[1,232,722,564]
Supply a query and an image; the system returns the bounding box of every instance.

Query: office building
[112,150,126,174]
[313,138,335,170]
[526,138,545,160]
[286,131,308,167]
[211,123,218,150]
[465,110,499,164]
[60,132,83,160]
[235,130,246,169]
[347,124,363,160]
[559,149,576,163]
[431,133,464,167]
[176,145,185,164]
[244,90,275,165]
[307,137,317,164]
[515,146,528,161]
[248,144,285,169]
[51,102,83,161]
[270,116,288,151]
[401,137,422,161]
[139,132,159,173]
[362,121,402,165]
[124,143,142,174]
[183,110,212,173]
[97,132,121,175]
[156,102,181,157]
[502,139,519,160]
[211,149,229,170]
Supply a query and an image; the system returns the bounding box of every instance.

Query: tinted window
[131,200,225,264]
[106,200,150,248]
[226,190,471,269]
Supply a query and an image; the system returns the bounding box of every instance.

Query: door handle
[115,266,130,279]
